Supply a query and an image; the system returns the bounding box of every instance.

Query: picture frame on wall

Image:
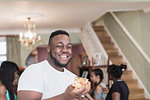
[81,71,89,78]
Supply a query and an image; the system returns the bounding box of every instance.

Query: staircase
[93,25,149,100]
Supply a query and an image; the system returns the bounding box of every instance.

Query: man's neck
[47,57,64,72]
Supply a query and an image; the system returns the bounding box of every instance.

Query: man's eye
[56,46,63,48]
[67,46,72,49]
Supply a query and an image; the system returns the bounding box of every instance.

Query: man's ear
[47,45,50,52]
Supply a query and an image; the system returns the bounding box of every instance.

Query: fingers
[78,97,88,100]
[102,87,109,94]
[65,84,85,99]
[71,77,91,100]
[82,82,91,94]
[73,81,91,98]
[68,85,75,90]
[64,84,89,100]
[73,83,86,96]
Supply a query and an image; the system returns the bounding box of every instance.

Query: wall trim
[106,12,150,98]
[110,12,150,64]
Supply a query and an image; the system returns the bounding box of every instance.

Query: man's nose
[61,46,68,52]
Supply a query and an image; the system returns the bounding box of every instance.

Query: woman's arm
[0,85,7,100]
[112,92,120,100]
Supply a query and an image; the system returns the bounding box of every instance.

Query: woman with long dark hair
[85,68,107,100]
[0,61,19,100]
[106,64,129,100]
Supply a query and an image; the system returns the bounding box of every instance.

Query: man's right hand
[63,82,91,100]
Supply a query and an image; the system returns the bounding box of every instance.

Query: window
[0,37,7,65]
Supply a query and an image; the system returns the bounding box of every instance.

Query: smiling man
[17,30,90,100]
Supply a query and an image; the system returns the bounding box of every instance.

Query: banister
[80,23,109,66]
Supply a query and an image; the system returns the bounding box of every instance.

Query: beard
[50,51,72,68]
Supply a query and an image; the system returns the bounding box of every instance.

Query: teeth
[60,55,67,58]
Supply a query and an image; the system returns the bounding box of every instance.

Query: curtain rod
[0,35,19,37]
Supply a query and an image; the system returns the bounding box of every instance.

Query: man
[17,30,90,100]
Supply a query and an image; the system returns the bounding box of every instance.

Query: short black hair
[107,64,127,79]
[48,30,70,45]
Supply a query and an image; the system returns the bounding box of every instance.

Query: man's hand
[78,97,88,100]
[63,82,91,100]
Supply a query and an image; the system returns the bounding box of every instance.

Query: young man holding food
[17,30,91,100]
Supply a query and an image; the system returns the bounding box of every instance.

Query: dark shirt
[106,81,129,100]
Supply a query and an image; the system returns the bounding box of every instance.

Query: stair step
[93,26,104,28]
[93,26,105,31]
[110,55,126,65]
[110,55,123,60]
[122,76,133,81]
[103,43,115,49]
[108,53,120,57]
[111,60,126,65]
[97,32,109,37]
[127,81,139,90]
[130,88,144,94]
[106,48,118,55]
[96,31,107,35]
[99,37,111,43]
[125,79,137,84]
[129,92,145,99]
[123,70,132,74]
[122,71,133,80]
[130,98,150,100]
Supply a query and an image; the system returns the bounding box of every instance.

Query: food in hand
[72,77,89,89]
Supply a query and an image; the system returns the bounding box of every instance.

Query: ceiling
[0,1,150,34]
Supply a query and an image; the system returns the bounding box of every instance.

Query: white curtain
[6,36,21,66]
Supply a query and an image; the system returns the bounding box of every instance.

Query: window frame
[0,37,7,64]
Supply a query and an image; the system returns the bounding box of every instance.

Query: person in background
[0,61,19,100]
[106,64,129,100]
[17,30,90,100]
[18,67,25,76]
[85,68,107,100]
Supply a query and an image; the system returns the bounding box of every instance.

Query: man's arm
[17,90,67,100]
[17,90,42,100]
[18,83,91,100]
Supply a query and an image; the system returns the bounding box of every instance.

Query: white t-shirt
[18,60,77,99]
